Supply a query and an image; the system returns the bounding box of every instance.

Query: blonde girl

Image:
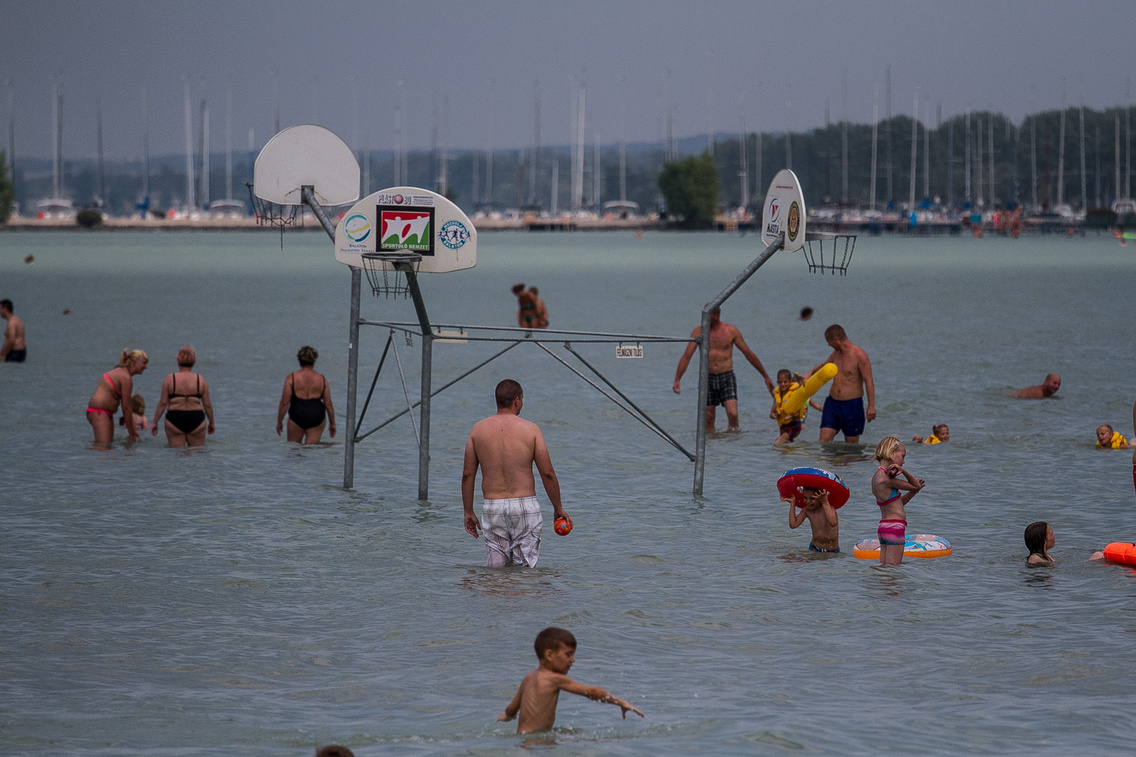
[871,436,925,565]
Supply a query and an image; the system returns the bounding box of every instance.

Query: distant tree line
[5,106,1134,221]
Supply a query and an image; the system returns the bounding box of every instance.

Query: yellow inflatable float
[782,363,838,415]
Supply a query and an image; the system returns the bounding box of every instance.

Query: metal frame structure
[296,186,854,498]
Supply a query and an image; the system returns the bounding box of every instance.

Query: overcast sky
[4,0,1136,162]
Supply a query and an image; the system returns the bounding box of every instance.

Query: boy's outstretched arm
[497,686,522,722]
[560,679,644,719]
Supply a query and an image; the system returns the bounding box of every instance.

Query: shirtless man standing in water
[802,324,876,443]
[462,379,570,568]
[1,299,26,362]
[673,308,776,432]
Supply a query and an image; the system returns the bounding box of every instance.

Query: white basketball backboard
[335,187,477,273]
[253,125,360,206]
[760,169,807,252]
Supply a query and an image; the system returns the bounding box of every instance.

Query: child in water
[119,394,150,432]
[871,436,925,565]
[498,627,643,733]
[1025,521,1105,564]
[770,370,823,444]
[912,423,949,444]
[785,484,840,553]
[1095,424,1134,449]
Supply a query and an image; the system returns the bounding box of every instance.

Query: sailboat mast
[184,80,194,211]
[96,97,105,206]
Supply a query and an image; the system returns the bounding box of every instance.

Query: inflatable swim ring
[781,363,838,415]
[852,534,952,560]
[1102,542,1136,567]
[777,467,850,509]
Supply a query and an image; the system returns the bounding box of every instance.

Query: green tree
[0,151,13,224]
[658,151,720,229]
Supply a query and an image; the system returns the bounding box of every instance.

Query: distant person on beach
[770,369,822,444]
[151,345,214,448]
[1,299,26,362]
[498,627,643,733]
[512,283,539,329]
[801,324,875,443]
[86,349,148,444]
[1025,521,1105,564]
[912,424,950,444]
[119,394,150,433]
[1095,424,1134,449]
[673,307,776,433]
[1012,373,1061,399]
[528,286,549,329]
[798,306,814,321]
[462,379,570,567]
[783,482,840,553]
[277,345,337,444]
[872,436,925,566]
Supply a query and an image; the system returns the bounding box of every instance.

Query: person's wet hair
[534,627,576,657]
[1024,521,1049,555]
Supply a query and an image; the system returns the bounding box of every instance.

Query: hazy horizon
[4,0,1136,163]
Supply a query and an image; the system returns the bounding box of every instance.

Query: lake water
[2,229,1135,756]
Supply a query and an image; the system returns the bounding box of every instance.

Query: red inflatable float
[776,467,850,510]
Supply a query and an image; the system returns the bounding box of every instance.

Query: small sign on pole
[616,344,644,359]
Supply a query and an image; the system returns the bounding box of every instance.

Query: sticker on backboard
[379,207,434,255]
[761,169,806,252]
[334,186,477,273]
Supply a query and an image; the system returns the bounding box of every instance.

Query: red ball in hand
[554,517,572,536]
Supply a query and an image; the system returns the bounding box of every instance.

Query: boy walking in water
[498,627,644,733]
[785,485,840,552]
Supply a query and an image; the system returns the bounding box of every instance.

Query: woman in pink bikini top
[86,349,148,445]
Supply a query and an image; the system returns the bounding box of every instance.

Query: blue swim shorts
[820,396,865,438]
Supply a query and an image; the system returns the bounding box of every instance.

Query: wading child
[912,423,949,444]
[1095,424,1134,449]
[119,394,150,432]
[1025,521,1105,563]
[770,369,823,444]
[785,485,840,552]
[1024,521,1055,565]
[498,627,643,734]
[872,436,925,565]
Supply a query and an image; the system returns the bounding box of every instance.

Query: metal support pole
[692,236,783,496]
[344,266,361,489]
[301,186,337,240]
[404,271,433,501]
[304,185,361,490]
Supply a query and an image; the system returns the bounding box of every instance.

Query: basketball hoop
[802,232,857,275]
[247,183,302,248]
[361,252,422,298]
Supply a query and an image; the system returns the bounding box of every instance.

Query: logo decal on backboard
[439,220,470,250]
[787,202,800,243]
[379,206,435,255]
[343,214,371,243]
[765,196,781,238]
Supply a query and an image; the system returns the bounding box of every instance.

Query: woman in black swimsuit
[151,345,215,448]
[277,345,336,444]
